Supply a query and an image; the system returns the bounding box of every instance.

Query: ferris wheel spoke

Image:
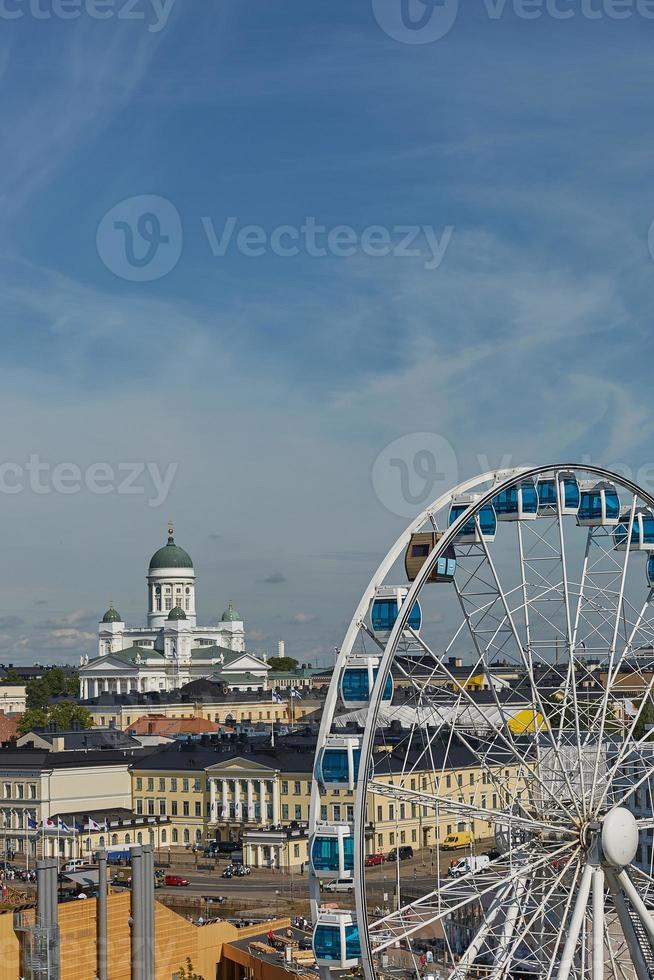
[485,848,580,980]
[603,920,633,980]
[369,841,573,954]
[556,861,594,980]
[542,861,583,980]
[591,866,604,980]
[402,633,574,819]
[444,879,515,980]
[367,778,572,838]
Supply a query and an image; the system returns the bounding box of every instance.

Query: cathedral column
[246,780,254,823]
[210,779,217,822]
[272,778,280,824]
[234,779,241,821]
[93,679,100,698]
[221,780,228,820]
[115,678,121,695]
[258,780,267,824]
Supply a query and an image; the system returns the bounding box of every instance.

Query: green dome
[102,606,122,623]
[149,527,193,570]
[168,605,187,621]
[221,602,241,623]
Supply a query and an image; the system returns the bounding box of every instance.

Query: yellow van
[442,831,473,850]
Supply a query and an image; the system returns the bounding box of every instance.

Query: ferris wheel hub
[600,806,639,868]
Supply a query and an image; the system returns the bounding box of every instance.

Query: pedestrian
[267,929,275,946]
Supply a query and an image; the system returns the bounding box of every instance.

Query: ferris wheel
[309,464,654,980]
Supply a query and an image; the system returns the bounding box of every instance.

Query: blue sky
[1,0,654,664]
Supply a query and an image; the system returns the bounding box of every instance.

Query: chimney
[277,640,285,660]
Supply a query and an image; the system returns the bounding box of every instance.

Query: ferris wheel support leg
[615,866,654,948]
[605,869,651,980]
[592,866,604,980]
[556,862,593,980]
[446,880,514,980]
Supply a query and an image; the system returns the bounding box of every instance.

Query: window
[294,781,301,795]
[389,805,395,820]
[183,802,190,817]
[170,778,177,792]
[15,785,24,799]
[294,805,302,820]
[411,829,417,842]
[457,775,463,788]
[172,829,178,843]
[411,804,417,818]
[445,775,451,789]
[400,804,405,820]
[377,834,383,848]
[410,778,415,790]
[125,834,131,844]
[320,805,327,821]
[147,778,154,791]
[377,805,383,821]
[469,773,475,785]
[136,799,143,815]
[493,794,498,809]
[389,832,395,845]
[161,830,167,844]
[159,778,166,792]
[28,784,37,800]
[193,779,201,793]
[182,778,189,793]
[147,799,155,816]
[159,799,166,815]
[400,831,406,843]
[282,781,288,794]
[333,805,341,821]
[171,801,178,816]
[183,829,190,845]
[135,777,143,791]
[294,844,300,859]
[111,834,118,846]
[282,804,289,820]
[346,805,354,821]
[195,802,201,817]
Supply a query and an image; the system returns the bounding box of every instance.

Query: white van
[62,859,91,873]
[447,855,490,878]
[323,878,354,894]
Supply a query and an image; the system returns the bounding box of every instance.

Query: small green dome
[168,605,187,621]
[149,526,193,570]
[102,605,122,623]
[221,602,241,623]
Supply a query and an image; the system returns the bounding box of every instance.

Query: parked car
[387,846,414,861]
[62,859,91,874]
[484,848,501,861]
[448,855,490,878]
[164,875,189,887]
[323,878,354,894]
[442,832,473,851]
[365,853,385,867]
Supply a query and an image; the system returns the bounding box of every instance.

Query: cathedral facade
[79,526,269,698]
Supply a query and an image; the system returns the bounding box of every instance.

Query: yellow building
[130,732,528,867]
[87,692,319,729]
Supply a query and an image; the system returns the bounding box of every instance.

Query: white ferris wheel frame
[309,463,654,980]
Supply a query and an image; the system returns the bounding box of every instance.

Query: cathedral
[79,526,270,698]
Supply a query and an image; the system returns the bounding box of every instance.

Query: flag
[74,820,84,833]
[27,817,38,830]
[234,802,242,820]
[42,817,57,830]
[271,689,283,704]
[58,819,71,833]
[291,687,303,700]
[87,817,102,832]
[220,805,228,820]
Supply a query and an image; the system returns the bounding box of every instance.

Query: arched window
[149,830,155,843]
[99,836,105,848]
[183,829,190,845]
[195,829,202,842]
[125,833,131,844]
[172,829,178,843]
[161,830,167,844]
[111,834,118,846]
[137,832,143,844]
[86,837,92,852]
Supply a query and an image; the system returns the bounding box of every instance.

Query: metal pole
[97,849,108,980]
[592,866,604,980]
[605,868,650,980]
[142,844,155,980]
[557,862,593,980]
[131,846,144,980]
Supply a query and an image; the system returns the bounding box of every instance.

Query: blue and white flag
[87,817,102,832]
[271,689,283,704]
[291,687,303,700]
[27,817,38,830]
[58,819,71,833]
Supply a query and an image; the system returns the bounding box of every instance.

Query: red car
[365,853,385,867]
[164,875,189,887]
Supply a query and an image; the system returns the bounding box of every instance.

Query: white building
[79,526,270,697]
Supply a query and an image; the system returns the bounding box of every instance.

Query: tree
[17,708,49,735]
[26,668,80,709]
[268,656,299,672]
[177,958,204,980]
[633,700,654,741]
[17,702,93,736]
[1,669,24,686]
